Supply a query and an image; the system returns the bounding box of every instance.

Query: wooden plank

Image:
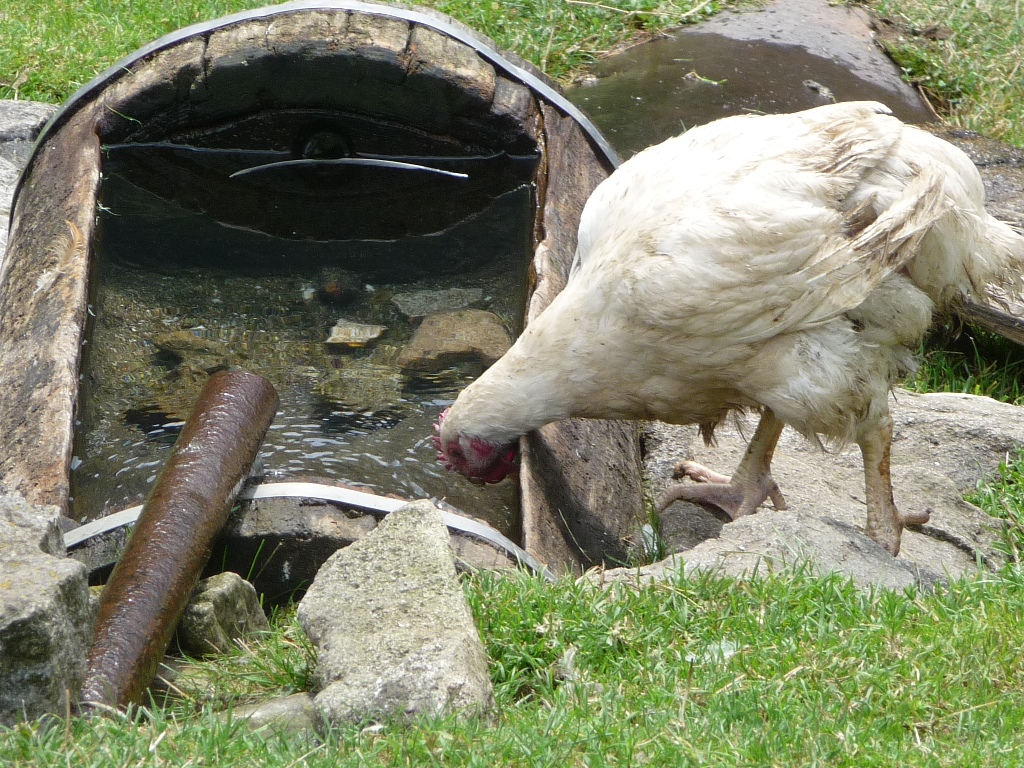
[518,104,645,574]
[961,299,1024,348]
[0,107,102,509]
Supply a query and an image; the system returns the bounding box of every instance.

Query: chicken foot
[857,411,929,556]
[655,410,788,519]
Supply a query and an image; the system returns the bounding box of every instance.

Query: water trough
[0,1,646,583]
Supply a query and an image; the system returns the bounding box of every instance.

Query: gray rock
[569,0,933,157]
[597,512,938,591]
[397,309,512,372]
[0,493,91,725]
[297,500,494,724]
[0,155,19,260]
[635,390,1024,587]
[698,0,924,112]
[0,491,66,557]
[0,101,57,142]
[0,101,57,267]
[175,572,271,657]
[391,287,484,319]
[230,693,324,738]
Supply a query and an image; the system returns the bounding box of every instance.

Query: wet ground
[568,0,933,156]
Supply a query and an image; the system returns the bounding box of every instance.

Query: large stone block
[0,494,91,724]
[297,500,493,724]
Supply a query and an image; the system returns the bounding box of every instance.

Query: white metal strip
[64,481,552,579]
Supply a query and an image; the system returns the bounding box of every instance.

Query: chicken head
[433,407,519,484]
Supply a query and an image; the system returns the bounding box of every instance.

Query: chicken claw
[656,460,787,520]
[655,410,788,520]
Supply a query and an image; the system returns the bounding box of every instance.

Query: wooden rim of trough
[0,0,644,574]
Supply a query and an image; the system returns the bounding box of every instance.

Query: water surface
[71,156,536,535]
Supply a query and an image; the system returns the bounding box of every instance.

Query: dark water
[70,157,536,535]
[568,30,934,157]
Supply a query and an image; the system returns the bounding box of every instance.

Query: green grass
[157,607,317,708]
[6,568,1024,766]
[865,0,1024,147]
[4,1,1021,148]
[967,449,1024,563]
[905,327,1024,405]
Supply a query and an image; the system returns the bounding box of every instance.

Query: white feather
[442,101,1024,449]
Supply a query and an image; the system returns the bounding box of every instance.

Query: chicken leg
[656,409,788,519]
[857,410,929,556]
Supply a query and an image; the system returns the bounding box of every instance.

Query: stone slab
[297,500,493,723]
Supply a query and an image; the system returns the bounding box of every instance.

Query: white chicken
[434,101,1024,557]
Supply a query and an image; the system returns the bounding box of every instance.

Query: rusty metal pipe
[80,370,278,711]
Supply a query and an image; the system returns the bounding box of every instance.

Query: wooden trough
[0,1,644,575]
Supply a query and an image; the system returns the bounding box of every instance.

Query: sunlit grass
[967,449,1024,563]
[865,0,1024,147]
[155,606,316,711]
[6,568,1024,765]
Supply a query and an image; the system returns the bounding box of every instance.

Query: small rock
[215,490,381,605]
[231,693,324,738]
[152,330,233,372]
[175,572,271,657]
[391,287,485,319]
[125,363,210,432]
[315,268,362,305]
[658,502,725,554]
[152,330,227,358]
[324,319,387,349]
[313,358,406,424]
[397,309,511,372]
[297,500,494,724]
